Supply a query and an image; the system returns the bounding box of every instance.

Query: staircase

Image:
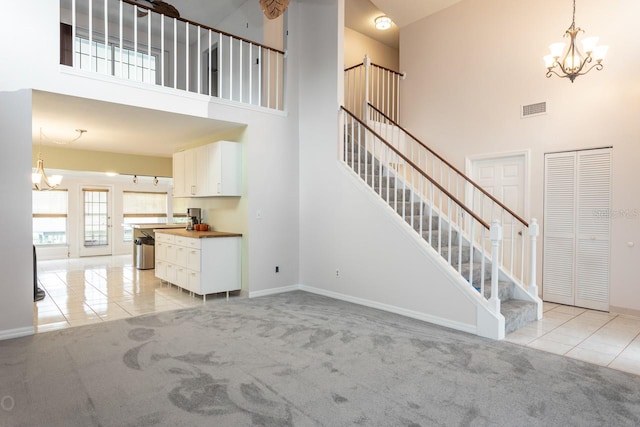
[344,135,538,334]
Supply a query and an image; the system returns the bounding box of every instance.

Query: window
[122,191,168,242]
[33,190,68,245]
[74,36,157,84]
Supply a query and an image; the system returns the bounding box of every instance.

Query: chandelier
[32,128,86,190]
[544,0,608,83]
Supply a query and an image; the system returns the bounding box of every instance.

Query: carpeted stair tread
[348,149,538,336]
[501,299,539,334]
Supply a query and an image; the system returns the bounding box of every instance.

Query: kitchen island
[154,229,242,300]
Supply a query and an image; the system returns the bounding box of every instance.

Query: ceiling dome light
[375,16,392,31]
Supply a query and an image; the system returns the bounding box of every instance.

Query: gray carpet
[1,291,639,426]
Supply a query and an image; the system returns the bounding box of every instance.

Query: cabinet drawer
[166,244,176,262]
[186,238,201,249]
[155,233,175,243]
[155,241,167,261]
[187,270,200,294]
[165,263,177,284]
[187,248,201,271]
[175,236,192,246]
[176,266,188,289]
[175,246,188,267]
[155,260,167,281]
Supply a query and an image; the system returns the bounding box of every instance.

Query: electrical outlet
[275,266,279,273]
[335,269,340,278]
[256,209,263,220]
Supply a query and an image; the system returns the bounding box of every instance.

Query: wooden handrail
[344,61,404,77]
[367,103,529,228]
[370,62,403,77]
[120,0,285,55]
[341,106,490,230]
[344,62,365,72]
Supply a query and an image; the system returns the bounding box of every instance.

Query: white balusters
[528,218,539,297]
[489,220,503,315]
[63,0,284,110]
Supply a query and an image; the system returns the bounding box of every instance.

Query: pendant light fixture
[544,0,608,83]
[32,128,87,190]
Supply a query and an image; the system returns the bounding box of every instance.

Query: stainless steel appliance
[186,208,201,230]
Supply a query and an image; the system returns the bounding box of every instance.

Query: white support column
[489,220,503,315]
[528,218,540,297]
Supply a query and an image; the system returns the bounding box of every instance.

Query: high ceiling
[33,0,462,160]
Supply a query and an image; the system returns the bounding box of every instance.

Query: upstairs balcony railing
[344,55,404,123]
[59,0,285,111]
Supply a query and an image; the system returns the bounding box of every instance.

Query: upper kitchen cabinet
[209,141,242,196]
[173,141,242,198]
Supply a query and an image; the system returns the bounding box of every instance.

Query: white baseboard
[248,284,477,335]
[298,285,477,335]
[0,326,35,341]
[249,285,301,298]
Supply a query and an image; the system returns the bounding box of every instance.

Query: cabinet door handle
[217,182,221,194]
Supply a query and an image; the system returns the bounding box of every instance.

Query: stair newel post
[489,220,503,315]
[363,54,371,121]
[528,218,540,298]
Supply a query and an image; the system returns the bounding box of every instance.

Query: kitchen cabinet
[209,141,242,196]
[155,230,242,299]
[172,141,241,197]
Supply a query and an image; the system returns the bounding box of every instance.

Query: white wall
[0,90,35,339]
[0,0,300,338]
[296,0,478,331]
[344,26,399,70]
[400,0,640,314]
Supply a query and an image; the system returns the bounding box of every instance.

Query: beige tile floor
[34,255,220,333]
[506,301,640,376]
[35,256,640,377]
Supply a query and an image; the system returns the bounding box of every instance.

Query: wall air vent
[521,102,547,118]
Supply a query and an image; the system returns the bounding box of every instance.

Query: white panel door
[543,148,611,310]
[471,155,526,276]
[543,153,577,305]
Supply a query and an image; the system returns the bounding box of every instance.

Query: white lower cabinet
[155,232,241,298]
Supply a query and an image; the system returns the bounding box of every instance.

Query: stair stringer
[340,162,506,339]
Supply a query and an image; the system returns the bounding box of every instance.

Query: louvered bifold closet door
[575,149,611,311]
[543,152,577,306]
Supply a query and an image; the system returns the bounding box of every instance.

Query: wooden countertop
[132,223,185,229]
[154,229,242,239]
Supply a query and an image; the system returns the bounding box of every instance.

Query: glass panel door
[80,187,112,256]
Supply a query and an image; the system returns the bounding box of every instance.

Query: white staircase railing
[340,106,540,318]
[59,0,285,110]
[343,54,540,305]
[367,103,539,296]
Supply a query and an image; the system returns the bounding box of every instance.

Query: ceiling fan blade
[149,0,180,19]
[260,0,290,20]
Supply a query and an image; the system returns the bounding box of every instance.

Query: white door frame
[78,185,113,257]
[464,149,531,221]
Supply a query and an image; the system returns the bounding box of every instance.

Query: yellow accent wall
[32,145,172,177]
